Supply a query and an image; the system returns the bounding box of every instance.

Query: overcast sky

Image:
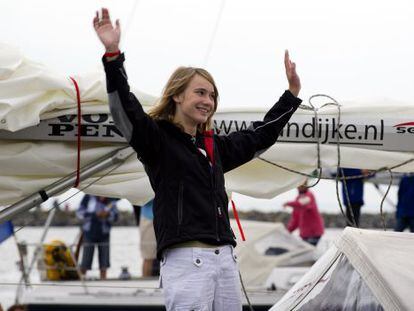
[1,0,409,214]
[2,0,413,106]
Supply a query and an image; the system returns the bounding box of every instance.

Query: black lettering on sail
[48,124,74,136]
[80,124,99,137]
[57,115,77,123]
[234,120,248,131]
[364,124,378,140]
[216,120,233,135]
[213,120,220,134]
[103,124,123,138]
[83,114,109,123]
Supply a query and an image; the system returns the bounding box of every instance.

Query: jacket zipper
[211,166,220,242]
[177,181,184,235]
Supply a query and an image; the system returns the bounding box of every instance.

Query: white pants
[160,245,242,311]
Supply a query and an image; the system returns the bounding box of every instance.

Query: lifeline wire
[0,282,158,290]
[0,281,272,293]
[239,271,254,311]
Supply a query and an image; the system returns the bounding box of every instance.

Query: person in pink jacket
[284,181,324,245]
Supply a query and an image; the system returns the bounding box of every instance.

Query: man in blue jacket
[339,168,368,227]
[395,175,414,232]
[76,194,119,279]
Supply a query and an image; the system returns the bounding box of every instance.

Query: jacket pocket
[231,246,238,263]
[177,181,184,234]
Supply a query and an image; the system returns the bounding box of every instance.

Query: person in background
[132,204,141,225]
[284,181,324,246]
[339,168,369,227]
[395,174,414,232]
[140,199,159,276]
[76,195,119,279]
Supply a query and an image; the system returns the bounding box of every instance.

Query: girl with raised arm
[94,7,302,310]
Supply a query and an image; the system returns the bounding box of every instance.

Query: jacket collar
[157,120,215,164]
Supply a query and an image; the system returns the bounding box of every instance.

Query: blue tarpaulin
[0,221,14,243]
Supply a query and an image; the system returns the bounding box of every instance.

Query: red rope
[69,77,82,188]
[231,199,246,241]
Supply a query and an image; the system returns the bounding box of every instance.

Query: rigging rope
[257,94,414,229]
[203,0,226,66]
[380,169,393,231]
[122,0,140,46]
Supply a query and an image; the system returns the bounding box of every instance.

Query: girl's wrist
[288,87,300,97]
[105,45,120,53]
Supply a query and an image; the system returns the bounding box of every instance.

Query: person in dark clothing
[76,194,118,279]
[395,175,414,232]
[93,7,302,310]
[132,204,141,225]
[339,168,368,227]
[7,305,25,311]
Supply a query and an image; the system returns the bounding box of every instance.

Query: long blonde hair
[149,67,219,132]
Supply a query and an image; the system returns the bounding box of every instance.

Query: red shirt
[286,190,324,238]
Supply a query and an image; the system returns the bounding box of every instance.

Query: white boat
[16,220,319,310]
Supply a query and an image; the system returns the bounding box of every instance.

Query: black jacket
[103,54,302,258]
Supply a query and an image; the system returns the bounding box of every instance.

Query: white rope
[122,0,140,47]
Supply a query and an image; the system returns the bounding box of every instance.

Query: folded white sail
[1,44,414,206]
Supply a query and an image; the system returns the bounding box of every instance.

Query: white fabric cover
[2,43,414,205]
[293,254,383,310]
[231,220,315,286]
[0,43,155,131]
[271,228,414,311]
[336,228,414,310]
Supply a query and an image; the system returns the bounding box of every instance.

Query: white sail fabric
[0,43,155,132]
[271,228,414,311]
[1,43,414,206]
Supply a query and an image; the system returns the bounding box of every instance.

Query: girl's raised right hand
[93,8,121,53]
